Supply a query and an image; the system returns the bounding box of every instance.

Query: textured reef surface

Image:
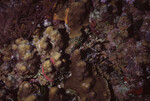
[0,0,150,101]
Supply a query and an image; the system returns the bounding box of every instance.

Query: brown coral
[17,81,39,101]
[65,49,111,101]
[54,0,92,38]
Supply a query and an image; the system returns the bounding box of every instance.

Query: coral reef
[0,0,150,101]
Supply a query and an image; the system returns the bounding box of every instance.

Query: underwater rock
[106,38,150,100]
[117,14,131,38]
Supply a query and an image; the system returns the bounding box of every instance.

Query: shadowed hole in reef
[143,65,150,96]
[58,28,70,51]
[134,0,150,11]
[116,0,123,16]
[58,28,71,73]
[127,19,143,41]
[39,85,49,101]
[5,88,18,101]
[81,48,90,58]
[109,84,117,101]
